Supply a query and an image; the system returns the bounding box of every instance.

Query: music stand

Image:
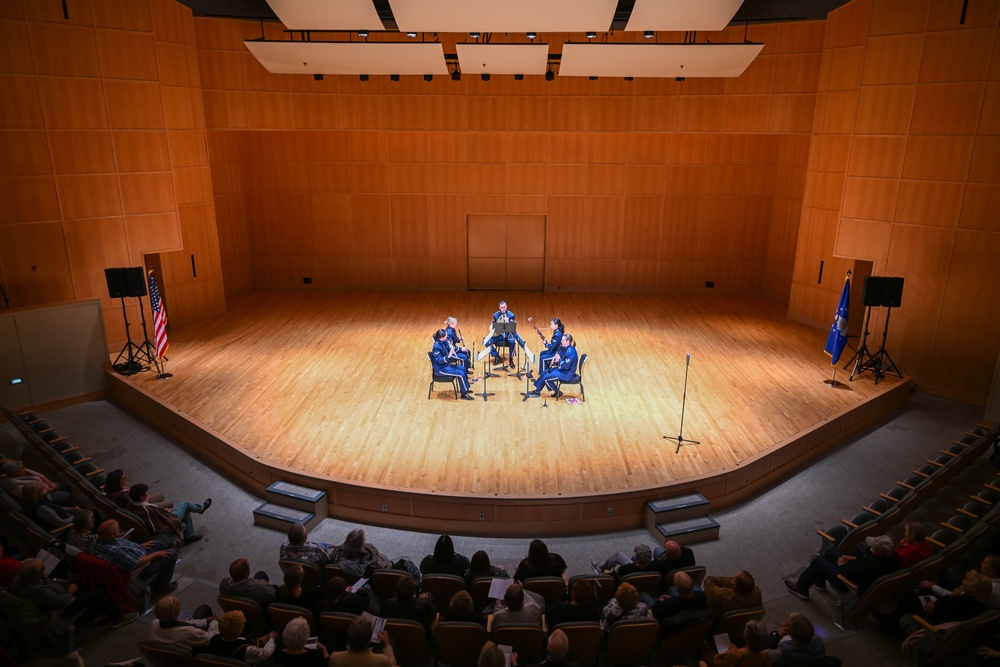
[494,321,518,372]
[476,358,494,401]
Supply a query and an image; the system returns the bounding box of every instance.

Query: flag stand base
[155,373,173,380]
[823,379,846,388]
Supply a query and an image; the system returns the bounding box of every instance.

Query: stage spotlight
[424,74,433,82]
[390,74,400,81]
[545,67,554,81]
[526,31,536,40]
[451,68,461,81]
[586,31,596,39]
[407,31,417,37]
[313,73,324,81]
[358,30,368,38]
[359,74,369,81]
[514,73,523,81]
[481,73,490,81]
[644,30,654,39]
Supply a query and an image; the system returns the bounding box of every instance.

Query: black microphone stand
[663,354,700,454]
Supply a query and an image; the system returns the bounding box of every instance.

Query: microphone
[686,353,691,366]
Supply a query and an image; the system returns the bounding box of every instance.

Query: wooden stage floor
[110,291,908,534]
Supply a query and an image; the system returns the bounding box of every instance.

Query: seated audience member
[896,522,933,568]
[128,483,209,546]
[319,576,370,616]
[443,590,485,626]
[590,543,655,578]
[547,577,602,629]
[420,534,471,577]
[329,615,396,667]
[713,619,770,667]
[465,550,509,589]
[104,469,168,509]
[651,572,708,621]
[275,563,322,611]
[280,522,333,568]
[901,569,993,641]
[767,612,825,665]
[20,481,75,530]
[379,576,436,635]
[478,642,505,667]
[0,542,21,587]
[90,519,178,598]
[703,570,762,613]
[66,510,96,553]
[220,557,277,608]
[1,459,73,505]
[514,539,568,583]
[603,582,649,628]
[491,581,545,630]
[537,628,574,667]
[149,595,218,649]
[10,558,138,628]
[653,540,696,573]
[332,528,392,579]
[195,610,277,665]
[274,616,328,666]
[784,534,899,600]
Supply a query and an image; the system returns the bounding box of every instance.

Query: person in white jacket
[149,595,219,650]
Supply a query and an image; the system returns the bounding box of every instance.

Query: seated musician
[486,300,525,364]
[444,317,472,373]
[432,329,474,400]
[537,318,565,373]
[528,333,578,398]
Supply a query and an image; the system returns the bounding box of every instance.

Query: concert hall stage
[107,291,910,536]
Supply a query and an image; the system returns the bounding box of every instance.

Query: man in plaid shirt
[91,519,178,597]
[279,522,334,568]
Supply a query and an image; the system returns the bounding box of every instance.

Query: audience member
[279,522,333,568]
[274,616,328,666]
[195,610,277,664]
[901,569,992,642]
[443,590,486,626]
[420,534,470,577]
[128,483,208,546]
[0,542,21,587]
[478,642,506,667]
[652,540,696,573]
[713,619,770,667]
[66,510,96,553]
[514,539,568,583]
[10,558,138,628]
[465,550,509,589]
[332,528,392,579]
[767,612,825,665]
[784,534,899,599]
[103,469,169,509]
[651,572,708,621]
[149,595,218,649]
[895,522,933,568]
[319,576,370,616]
[602,582,649,628]
[220,557,276,608]
[536,628,576,667]
[20,481,75,530]
[275,563,322,611]
[329,615,396,667]
[547,577,602,629]
[90,519,178,598]
[589,544,655,579]
[379,576,436,635]
[491,581,544,630]
[2,459,73,505]
[703,570,762,613]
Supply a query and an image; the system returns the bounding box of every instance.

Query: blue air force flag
[824,274,851,364]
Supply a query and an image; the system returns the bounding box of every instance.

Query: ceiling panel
[244,41,449,75]
[626,0,746,31]
[265,0,385,30]
[389,0,619,33]
[455,44,550,76]
[559,43,765,78]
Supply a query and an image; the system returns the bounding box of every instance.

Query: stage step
[649,515,721,545]
[645,493,718,545]
[253,481,328,533]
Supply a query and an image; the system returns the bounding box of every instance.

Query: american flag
[149,271,169,359]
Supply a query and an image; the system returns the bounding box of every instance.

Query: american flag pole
[148,268,173,380]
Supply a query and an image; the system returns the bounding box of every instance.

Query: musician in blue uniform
[529,334,578,398]
[486,300,526,363]
[537,318,565,373]
[432,329,474,400]
[444,317,472,373]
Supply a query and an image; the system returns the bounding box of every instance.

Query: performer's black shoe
[460,393,475,400]
[526,390,540,396]
[552,391,564,399]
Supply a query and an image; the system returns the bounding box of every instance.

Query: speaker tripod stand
[867,306,902,385]
[111,295,153,375]
[843,304,877,381]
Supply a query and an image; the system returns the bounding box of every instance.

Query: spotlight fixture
[470,32,480,39]
[481,73,490,82]
[644,30,654,39]
[358,30,368,38]
[586,31,596,39]
[313,73,324,81]
[359,74,369,81]
[545,67,554,81]
[451,68,461,81]
[526,31,536,40]
[407,31,417,37]
[390,74,400,81]
[514,73,523,81]
[424,74,433,82]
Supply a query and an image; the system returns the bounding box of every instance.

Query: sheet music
[499,644,513,667]
[713,633,730,655]
[361,612,386,643]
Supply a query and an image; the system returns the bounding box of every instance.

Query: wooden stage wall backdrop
[108,291,910,536]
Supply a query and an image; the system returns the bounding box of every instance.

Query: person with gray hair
[274,616,328,665]
[0,459,72,505]
[279,522,334,568]
[784,534,900,600]
[589,543,655,579]
[331,528,391,578]
[713,619,771,667]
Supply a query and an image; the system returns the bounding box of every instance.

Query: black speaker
[124,267,146,297]
[104,267,146,298]
[862,276,885,307]
[882,276,903,308]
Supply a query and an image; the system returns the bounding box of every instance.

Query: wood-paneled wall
[0,0,226,350]
[789,0,1000,405]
